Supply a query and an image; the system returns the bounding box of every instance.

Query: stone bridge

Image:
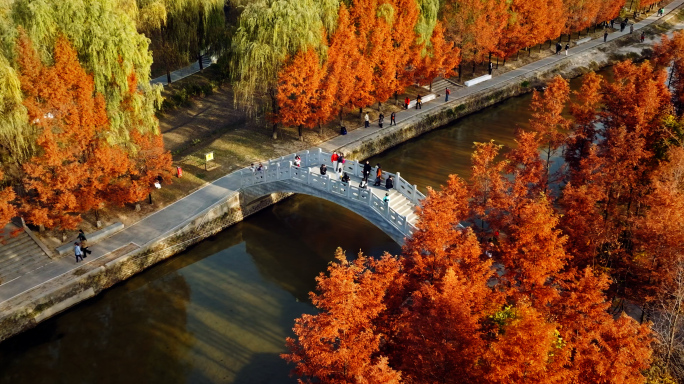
[239,148,425,244]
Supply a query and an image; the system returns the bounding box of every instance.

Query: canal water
[0,71,609,384]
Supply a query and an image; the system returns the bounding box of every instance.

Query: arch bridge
[239,149,425,244]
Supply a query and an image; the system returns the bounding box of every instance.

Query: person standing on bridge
[445,87,450,102]
[320,164,327,175]
[331,151,339,173]
[294,155,301,167]
[390,111,396,126]
[385,175,394,190]
[383,193,390,203]
[363,161,372,180]
[374,164,383,186]
[337,153,345,174]
[341,172,350,184]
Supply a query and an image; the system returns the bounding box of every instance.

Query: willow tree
[0,1,30,171]
[230,0,338,139]
[415,0,440,55]
[10,0,162,143]
[137,0,227,84]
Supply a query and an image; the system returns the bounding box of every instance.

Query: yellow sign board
[205,152,214,162]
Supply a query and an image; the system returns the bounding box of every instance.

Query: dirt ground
[35,4,682,249]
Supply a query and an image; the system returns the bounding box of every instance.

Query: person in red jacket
[404,96,410,109]
[331,151,339,174]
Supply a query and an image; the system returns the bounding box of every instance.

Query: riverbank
[0,1,682,343]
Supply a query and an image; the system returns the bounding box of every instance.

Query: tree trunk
[298,125,303,141]
[516,51,520,61]
[472,62,476,75]
[458,64,462,82]
[496,56,499,69]
[198,54,204,70]
[271,91,279,139]
[378,101,381,111]
[319,123,323,135]
[359,107,362,117]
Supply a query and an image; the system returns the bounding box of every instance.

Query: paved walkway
[0,1,682,305]
[150,55,214,86]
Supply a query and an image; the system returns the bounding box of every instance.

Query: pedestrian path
[0,0,682,307]
[150,55,214,86]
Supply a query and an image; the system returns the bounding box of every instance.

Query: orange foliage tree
[15,32,172,229]
[16,33,121,229]
[275,49,324,139]
[284,132,652,382]
[0,170,16,229]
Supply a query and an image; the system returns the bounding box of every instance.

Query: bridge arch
[239,149,425,245]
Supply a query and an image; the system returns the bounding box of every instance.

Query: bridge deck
[308,166,419,226]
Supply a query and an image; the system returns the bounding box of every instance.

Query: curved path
[240,149,424,243]
[0,0,681,309]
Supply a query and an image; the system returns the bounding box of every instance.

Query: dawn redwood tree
[498,0,549,59]
[16,33,118,229]
[528,75,570,188]
[284,135,652,383]
[275,49,323,140]
[0,170,16,229]
[283,249,403,383]
[414,23,460,87]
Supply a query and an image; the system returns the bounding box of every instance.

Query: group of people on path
[74,229,92,262]
[554,42,570,55]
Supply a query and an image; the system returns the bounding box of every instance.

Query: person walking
[564,43,569,56]
[77,229,87,247]
[416,95,422,109]
[378,112,384,128]
[555,42,562,55]
[331,151,338,173]
[74,242,84,263]
[620,21,625,32]
[629,23,634,34]
[640,31,645,43]
[404,96,410,109]
[363,160,372,180]
[320,164,327,175]
[445,87,450,102]
[390,111,396,126]
[604,30,608,42]
[385,175,394,190]
[488,62,493,75]
[364,112,370,128]
[374,164,383,186]
[337,153,345,174]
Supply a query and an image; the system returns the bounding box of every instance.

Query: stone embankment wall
[0,25,666,342]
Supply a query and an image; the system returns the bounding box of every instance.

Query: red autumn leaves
[1,31,172,230]
[284,58,684,382]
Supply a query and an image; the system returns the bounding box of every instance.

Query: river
[0,70,610,384]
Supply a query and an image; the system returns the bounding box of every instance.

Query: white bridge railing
[239,148,425,237]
